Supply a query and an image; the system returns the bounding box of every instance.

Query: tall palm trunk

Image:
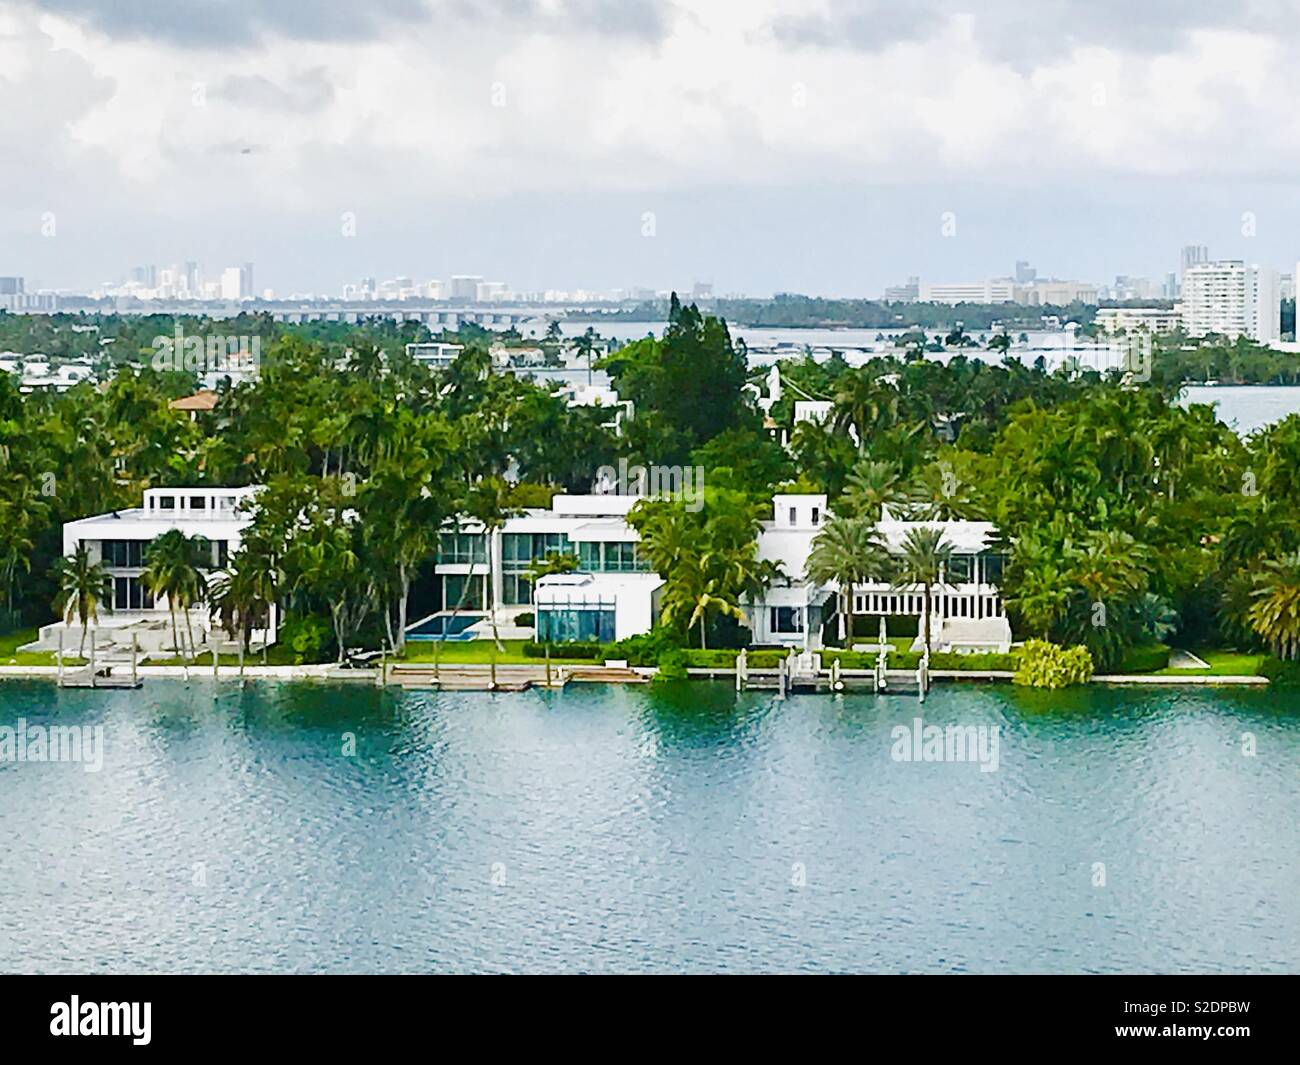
[168,602,180,659]
[922,580,933,654]
[394,562,410,656]
[433,558,477,675]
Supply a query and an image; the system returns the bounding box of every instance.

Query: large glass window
[981,553,1006,585]
[438,531,486,565]
[947,555,974,583]
[502,573,532,606]
[575,541,648,572]
[769,606,804,633]
[536,605,615,642]
[113,576,154,610]
[102,540,146,568]
[443,573,484,610]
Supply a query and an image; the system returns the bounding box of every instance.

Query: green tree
[142,529,212,663]
[892,526,953,654]
[1248,553,1300,660]
[805,515,892,644]
[52,542,109,657]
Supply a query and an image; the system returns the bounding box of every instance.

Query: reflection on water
[1,679,1297,973]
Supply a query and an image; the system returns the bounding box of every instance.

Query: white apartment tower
[1179,261,1279,344]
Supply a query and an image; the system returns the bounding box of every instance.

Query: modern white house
[533,571,664,643]
[855,507,1011,653]
[30,486,274,656]
[746,497,1010,652]
[404,342,465,368]
[426,489,1012,652]
[748,493,835,647]
[432,493,652,627]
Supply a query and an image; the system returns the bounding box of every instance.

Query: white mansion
[44,484,1010,655]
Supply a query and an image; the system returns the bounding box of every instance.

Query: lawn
[0,627,71,666]
[1154,649,1267,676]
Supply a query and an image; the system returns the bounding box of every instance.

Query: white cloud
[3,0,1299,290]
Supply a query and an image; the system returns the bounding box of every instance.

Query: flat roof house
[33,486,275,656]
[426,489,1014,651]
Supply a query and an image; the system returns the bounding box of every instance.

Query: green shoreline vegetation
[5,297,1300,688]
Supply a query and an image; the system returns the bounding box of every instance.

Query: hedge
[850,613,921,639]
[1258,657,1300,686]
[522,640,603,660]
[1114,643,1171,673]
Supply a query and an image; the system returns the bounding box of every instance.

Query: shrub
[680,649,740,669]
[279,615,334,665]
[514,612,535,628]
[1115,642,1171,673]
[521,640,602,660]
[851,613,920,639]
[654,648,689,680]
[1012,640,1094,689]
[605,628,683,667]
[1258,657,1300,686]
[820,650,878,670]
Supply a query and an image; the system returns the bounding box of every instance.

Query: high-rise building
[1180,244,1209,277]
[1179,261,1278,343]
[239,263,254,300]
[220,267,243,300]
[0,276,24,312]
[884,276,920,302]
[1014,260,1037,284]
[918,279,1017,304]
[450,275,484,301]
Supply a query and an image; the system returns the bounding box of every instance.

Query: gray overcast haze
[4,0,1300,295]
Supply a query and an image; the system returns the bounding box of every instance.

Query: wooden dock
[384,663,649,691]
[56,633,143,689]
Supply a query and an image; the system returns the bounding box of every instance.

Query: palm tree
[142,529,212,664]
[892,526,953,654]
[1065,529,1149,607]
[571,327,599,386]
[52,542,109,658]
[209,546,278,677]
[1249,552,1300,660]
[840,458,909,522]
[805,516,892,644]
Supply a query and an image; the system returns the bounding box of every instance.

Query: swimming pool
[405,614,481,641]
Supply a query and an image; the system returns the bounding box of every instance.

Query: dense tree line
[7,297,1300,667]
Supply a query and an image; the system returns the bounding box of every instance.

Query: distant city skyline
[7,2,1300,297]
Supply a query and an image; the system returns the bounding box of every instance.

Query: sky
[4,0,1300,297]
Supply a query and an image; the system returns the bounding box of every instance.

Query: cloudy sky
[3,0,1300,297]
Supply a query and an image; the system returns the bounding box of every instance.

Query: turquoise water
[1,679,1297,973]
